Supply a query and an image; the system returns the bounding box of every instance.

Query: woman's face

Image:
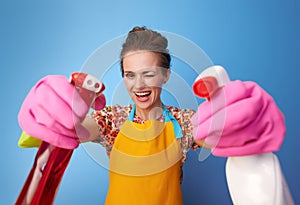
[122,51,170,112]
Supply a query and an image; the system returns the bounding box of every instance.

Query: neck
[135,101,163,121]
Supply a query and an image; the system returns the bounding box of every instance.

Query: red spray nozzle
[70,72,105,94]
[192,76,219,101]
[70,72,105,107]
[192,65,230,101]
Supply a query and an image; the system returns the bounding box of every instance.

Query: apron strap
[128,104,182,139]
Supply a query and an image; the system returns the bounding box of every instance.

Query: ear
[163,69,171,84]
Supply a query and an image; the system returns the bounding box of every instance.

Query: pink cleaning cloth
[18,75,91,149]
[191,80,285,157]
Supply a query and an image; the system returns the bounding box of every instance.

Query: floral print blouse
[91,104,198,164]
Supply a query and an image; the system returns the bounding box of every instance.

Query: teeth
[135,91,151,97]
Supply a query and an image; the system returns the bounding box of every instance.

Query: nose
[134,75,146,90]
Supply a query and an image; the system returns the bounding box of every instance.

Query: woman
[83,26,204,204]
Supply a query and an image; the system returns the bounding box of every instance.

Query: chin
[135,101,152,110]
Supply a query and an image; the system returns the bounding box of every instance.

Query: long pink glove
[18,75,105,149]
[191,80,286,157]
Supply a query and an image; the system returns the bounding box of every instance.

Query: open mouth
[134,91,152,97]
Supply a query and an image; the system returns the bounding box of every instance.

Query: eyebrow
[124,70,156,75]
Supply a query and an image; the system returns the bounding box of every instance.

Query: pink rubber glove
[18,75,105,149]
[191,80,286,157]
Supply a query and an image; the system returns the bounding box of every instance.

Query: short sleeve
[179,109,198,159]
[168,107,197,162]
[90,104,132,155]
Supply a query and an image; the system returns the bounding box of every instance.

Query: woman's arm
[194,139,212,149]
[80,115,100,143]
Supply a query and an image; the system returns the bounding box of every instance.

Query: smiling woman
[85,27,200,204]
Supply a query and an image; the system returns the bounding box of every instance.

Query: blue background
[1,0,299,204]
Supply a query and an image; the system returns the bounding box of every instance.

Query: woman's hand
[18,75,100,149]
[191,80,286,157]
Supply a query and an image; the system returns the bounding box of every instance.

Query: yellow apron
[105,105,183,205]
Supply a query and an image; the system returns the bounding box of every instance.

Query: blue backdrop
[1,0,299,204]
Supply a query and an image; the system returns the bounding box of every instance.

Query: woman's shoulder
[91,104,133,135]
[91,104,133,124]
[165,105,195,122]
